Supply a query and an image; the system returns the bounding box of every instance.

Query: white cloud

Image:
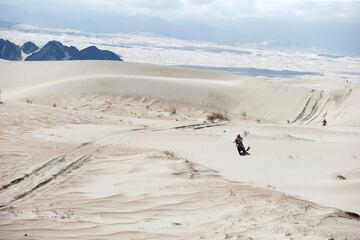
[79,0,360,21]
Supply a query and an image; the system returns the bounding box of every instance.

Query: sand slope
[0,101,359,240]
[1,61,359,126]
[0,61,359,239]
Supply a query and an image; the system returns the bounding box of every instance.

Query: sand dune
[1,61,359,126]
[0,61,360,239]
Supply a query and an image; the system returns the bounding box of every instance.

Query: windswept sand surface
[0,61,360,239]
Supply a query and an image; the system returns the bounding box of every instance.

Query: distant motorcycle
[234,142,251,156]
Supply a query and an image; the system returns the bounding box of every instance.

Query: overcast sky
[1,0,360,55]
[1,0,360,21]
[95,0,360,20]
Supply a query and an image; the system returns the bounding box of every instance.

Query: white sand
[0,61,359,239]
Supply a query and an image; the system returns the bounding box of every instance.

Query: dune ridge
[1,61,359,126]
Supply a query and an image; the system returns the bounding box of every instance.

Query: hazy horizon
[1,0,360,56]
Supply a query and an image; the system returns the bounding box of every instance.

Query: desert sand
[0,61,359,239]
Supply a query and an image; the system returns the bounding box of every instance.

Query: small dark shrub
[207,112,229,123]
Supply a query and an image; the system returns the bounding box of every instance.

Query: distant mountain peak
[21,41,39,54]
[25,40,79,61]
[1,38,122,61]
[71,45,122,61]
[0,38,22,60]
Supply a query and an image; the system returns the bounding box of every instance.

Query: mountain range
[0,39,22,60]
[0,39,122,61]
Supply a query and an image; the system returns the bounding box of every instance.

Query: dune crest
[1,61,359,126]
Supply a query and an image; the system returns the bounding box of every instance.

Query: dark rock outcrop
[21,41,39,54]
[0,39,22,60]
[71,46,122,61]
[25,41,122,61]
[25,41,79,61]
[0,39,122,61]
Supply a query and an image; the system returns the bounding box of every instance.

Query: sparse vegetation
[163,150,176,158]
[26,99,32,104]
[52,103,57,108]
[169,106,176,115]
[150,150,179,160]
[206,112,229,123]
[336,174,346,180]
[243,130,249,137]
